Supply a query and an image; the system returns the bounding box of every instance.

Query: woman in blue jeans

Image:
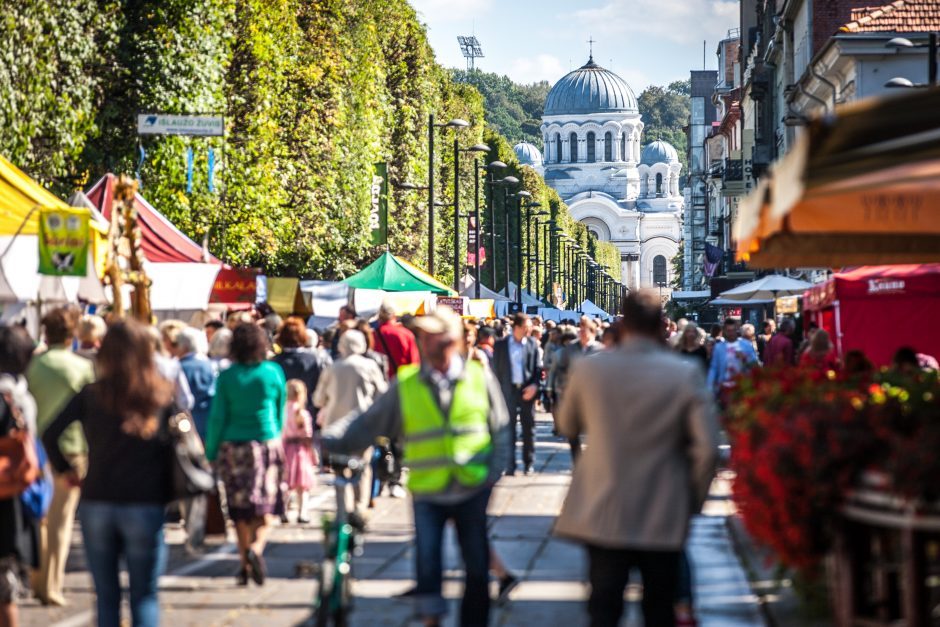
[43,320,175,627]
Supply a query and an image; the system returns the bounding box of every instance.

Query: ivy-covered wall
[1,0,620,295]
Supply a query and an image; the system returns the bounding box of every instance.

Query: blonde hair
[78,314,107,346]
[287,379,308,408]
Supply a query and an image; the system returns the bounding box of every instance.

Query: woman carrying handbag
[0,325,40,627]
[43,320,175,627]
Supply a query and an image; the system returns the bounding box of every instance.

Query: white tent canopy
[299,280,349,329]
[502,281,542,307]
[459,273,509,301]
[718,275,813,301]
[147,262,221,315]
[579,299,609,319]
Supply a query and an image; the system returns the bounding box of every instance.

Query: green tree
[637,80,690,173]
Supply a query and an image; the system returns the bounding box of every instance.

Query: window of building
[569,132,578,163]
[586,131,596,163]
[692,97,705,124]
[653,255,667,285]
[555,134,562,163]
[656,173,663,196]
[604,131,612,162]
[621,132,627,161]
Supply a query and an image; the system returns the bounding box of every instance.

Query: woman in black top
[0,325,38,627]
[676,322,709,370]
[43,320,174,627]
[271,317,331,416]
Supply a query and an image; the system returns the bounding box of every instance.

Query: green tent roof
[343,251,456,295]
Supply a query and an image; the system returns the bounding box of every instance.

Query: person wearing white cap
[322,306,510,627]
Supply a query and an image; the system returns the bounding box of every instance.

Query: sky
[409,0,740,90]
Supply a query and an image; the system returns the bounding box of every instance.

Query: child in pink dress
[282,379,317,523]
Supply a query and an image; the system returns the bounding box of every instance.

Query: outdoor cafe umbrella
[717,274,812,301]
[734,87,940,268]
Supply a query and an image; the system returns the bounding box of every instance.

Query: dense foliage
[637,80,690,173]
[1,0,620,293]
[451,69,550,147]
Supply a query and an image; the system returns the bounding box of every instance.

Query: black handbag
[167,412,215,500]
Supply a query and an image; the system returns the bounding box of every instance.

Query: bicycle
[314,453,366,627]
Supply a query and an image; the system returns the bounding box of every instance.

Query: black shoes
[497,573,520,604]
[245,549,266,586]
[524,466,534,476]
[236,567,249,586]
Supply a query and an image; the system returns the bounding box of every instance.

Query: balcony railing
[723,158,743,182]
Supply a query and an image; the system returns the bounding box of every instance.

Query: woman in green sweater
[206,323,286,586]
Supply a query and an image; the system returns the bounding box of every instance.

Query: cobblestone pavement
[23,412,764,627]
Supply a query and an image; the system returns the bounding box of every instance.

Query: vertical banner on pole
[370,162,388,246]
[185,147,194,193]
[38,208,90,276]
[207,148,216,193]
[466,217,486,265]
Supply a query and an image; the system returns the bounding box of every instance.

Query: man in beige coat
[554,290,719,627]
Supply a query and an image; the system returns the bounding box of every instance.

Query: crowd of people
[0,295,935,627]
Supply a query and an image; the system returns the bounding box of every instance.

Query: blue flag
[207,148,216,193]
[185,147,194,193]
[136,145,147,188]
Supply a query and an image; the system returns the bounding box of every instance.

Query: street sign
[437,297,465,316]
[137,114,224,136]
[370,162,388,246]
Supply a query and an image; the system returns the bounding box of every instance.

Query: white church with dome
[514,55,683,293]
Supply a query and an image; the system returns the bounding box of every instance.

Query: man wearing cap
[322,307,510,627]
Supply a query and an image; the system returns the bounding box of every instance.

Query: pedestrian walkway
[24,411,764,627]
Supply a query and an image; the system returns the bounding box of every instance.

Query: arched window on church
[653,255,667,286]
[604,131,612,162]
[621,132,627,161]
[656,173,663,197]
[555,134,562,163]
[586,131,596,163]
[569,132,578,163]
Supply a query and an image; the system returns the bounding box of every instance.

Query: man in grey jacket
[552,316,603,462]
[554,291,719,627]
[322,307,510,627]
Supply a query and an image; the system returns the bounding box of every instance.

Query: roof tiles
[840,0,940,33]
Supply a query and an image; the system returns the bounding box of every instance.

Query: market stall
[803,263,940,366]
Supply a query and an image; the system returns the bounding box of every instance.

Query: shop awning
[734,88,940,268]
[343,251,456,295]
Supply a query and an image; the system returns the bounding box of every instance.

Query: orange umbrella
[735,87,940,268]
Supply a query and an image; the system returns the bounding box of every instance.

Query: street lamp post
[482,162,508,290]
[495,177,519,295]
[514,191,532,306]
[451,144,489,294]
[885,33,938,87]
[532,211,548,301]
[523,201,541,301]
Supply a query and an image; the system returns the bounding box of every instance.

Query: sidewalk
[23,411,765,627]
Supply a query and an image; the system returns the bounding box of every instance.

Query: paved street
[21,412,764,627]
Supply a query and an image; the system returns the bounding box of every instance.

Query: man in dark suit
[492,313,541,475]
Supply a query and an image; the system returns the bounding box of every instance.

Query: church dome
[544,57,638,116]
[640,140,679,165]
[513,142,543,167]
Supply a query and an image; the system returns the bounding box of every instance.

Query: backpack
[20,437,53,519]
[0,391,41,502]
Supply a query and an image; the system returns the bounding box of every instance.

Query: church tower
[539,56,683,292]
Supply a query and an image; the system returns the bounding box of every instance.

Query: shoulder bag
[166,411,215,500]
[0,392,40,500]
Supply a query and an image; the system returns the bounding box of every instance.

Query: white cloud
[409,0,494,24]
[507,54,567,83]
[571,0,739,46]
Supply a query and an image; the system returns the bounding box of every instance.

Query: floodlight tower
[457,36,484,71]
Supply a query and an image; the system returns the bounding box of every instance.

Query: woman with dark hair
[206,323,286,586]
[272,317,330,416]
[42,320,174,627]
[0,325,38,627]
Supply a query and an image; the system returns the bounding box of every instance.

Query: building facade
[683,69,718,291]
[539,56,685,292]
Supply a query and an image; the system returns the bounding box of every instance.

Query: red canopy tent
[85,174,256,308]
[803,264,940,366]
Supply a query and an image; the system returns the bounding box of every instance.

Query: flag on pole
[703,243,724,278]
[207,148,216,193]
[185,147,194,193]
[466,216,486,265]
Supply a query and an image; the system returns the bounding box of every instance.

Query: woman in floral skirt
[206,323,285,587]
[281,379,317,523]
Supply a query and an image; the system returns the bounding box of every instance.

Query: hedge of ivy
[0,0,620,292]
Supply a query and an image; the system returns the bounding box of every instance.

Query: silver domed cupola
[544,57,638,116]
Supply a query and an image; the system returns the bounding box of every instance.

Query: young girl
[282,379,317,523]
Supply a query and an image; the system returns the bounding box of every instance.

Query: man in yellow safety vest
[322,306,510,627]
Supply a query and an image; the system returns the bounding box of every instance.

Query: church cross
[587,36,595,62]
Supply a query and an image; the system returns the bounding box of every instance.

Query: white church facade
[516,56,684,293]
